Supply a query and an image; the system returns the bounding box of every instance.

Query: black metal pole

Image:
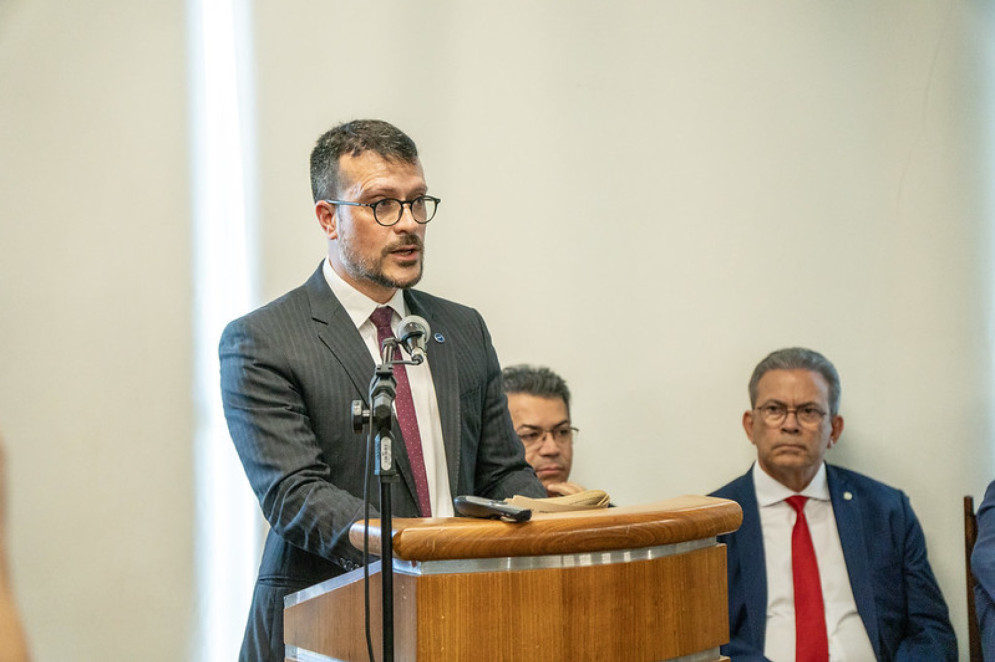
[369,345,398,662]
[379,475,394,661]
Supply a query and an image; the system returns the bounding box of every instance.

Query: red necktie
[370,307,432,517]
[785,495,828,662]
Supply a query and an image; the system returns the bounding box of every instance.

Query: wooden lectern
[284,495,742,661]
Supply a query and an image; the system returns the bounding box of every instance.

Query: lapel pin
[433,332,445,343]
[843,491,853,501]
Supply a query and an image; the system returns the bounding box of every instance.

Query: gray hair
[748,347,842,415]
[501,364,571,415]
[309,119,419,201]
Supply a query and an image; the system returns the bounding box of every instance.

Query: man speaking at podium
[220,119,545,662]
[711,347,955,661]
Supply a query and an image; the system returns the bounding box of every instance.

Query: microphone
[395,315,430,364]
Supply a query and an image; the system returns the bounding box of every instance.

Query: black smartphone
[454,495,532,523]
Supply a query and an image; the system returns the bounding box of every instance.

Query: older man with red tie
[711,347,955,661]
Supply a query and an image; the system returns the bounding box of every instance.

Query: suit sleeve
[466,312,546,500]
[972,480,995,660]
[893,493,957,661]
[219,316,373,569]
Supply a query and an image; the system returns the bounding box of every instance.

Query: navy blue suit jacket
[711,464,955,661]
[972,479,995,661]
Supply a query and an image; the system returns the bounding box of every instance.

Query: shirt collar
[752,460,830,507]
[322,257,408,328]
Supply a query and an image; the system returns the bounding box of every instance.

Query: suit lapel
[304,267,376,398]
[828,465,881,659]
[405,291,461,493]
[304,267,425,507]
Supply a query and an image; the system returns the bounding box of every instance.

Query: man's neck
[753,462,830,506]
[328,256,397,304]
[759,462,817,494]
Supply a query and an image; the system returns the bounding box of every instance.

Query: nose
[781,410,802,431]
[537,432,561,455]
[534,430,560,457]
[394,202,420,232]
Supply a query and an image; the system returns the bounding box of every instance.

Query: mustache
[383,233,423,254]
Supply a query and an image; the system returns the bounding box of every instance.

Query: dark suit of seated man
[710,347,955,661]
[972,479,995,660]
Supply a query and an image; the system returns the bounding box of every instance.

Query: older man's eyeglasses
[516,425,579,449]
[755,403,827,428]
[323,195,441,227]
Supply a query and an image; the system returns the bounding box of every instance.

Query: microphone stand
[352,338,417,662]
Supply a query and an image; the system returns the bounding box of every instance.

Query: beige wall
[0,1,194,660]
[0,0,991,659]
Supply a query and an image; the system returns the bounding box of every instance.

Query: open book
[505,489,612,513]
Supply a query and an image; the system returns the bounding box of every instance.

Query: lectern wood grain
[404,546,728,660]
[351,495,742,560]
[285,496,743,661]
[286,547,729,661]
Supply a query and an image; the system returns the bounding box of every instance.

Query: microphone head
[395,315,431,343]
[395,315,431,361]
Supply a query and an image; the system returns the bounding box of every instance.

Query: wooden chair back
[966,495,983,662]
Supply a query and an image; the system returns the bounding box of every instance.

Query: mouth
[535,465,564,478]
[385,247,420,267]
[385,237,423,262]
[772,443,808,455]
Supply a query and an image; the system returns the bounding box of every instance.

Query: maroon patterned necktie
[370,307,432,517]
[785,495,829,662]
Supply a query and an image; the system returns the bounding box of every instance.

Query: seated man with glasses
[502,364,586,497]
[710,347,955,662]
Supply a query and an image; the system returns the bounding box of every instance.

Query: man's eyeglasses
[323,195,441,227]
[516,426,579,449]
[754,404,828,429]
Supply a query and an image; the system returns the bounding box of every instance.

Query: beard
[338,231,424,291]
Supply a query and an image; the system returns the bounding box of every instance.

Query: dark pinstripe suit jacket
[220,265,544,639]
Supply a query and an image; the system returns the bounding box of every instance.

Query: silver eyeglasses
[516,425,579,449]
[754,403,828,428]
[323,195,441,227]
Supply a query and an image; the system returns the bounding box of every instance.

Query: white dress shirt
[753,462,875,662]
[323,259,454,517]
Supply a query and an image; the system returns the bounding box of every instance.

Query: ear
[827,414,844,449]
[315,200,338,240]
[742,410,757,445]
